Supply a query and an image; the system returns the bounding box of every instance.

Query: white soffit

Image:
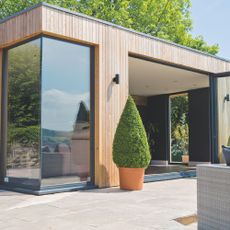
[129,56,209,96]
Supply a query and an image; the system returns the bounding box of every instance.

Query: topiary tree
[113,96,151,168]
[228,136,230,146]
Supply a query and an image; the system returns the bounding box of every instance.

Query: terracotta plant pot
[119,167,145,190]
[182,155,189,164]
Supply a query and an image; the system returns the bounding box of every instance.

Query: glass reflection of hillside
[42,101,90,181]
[42,128,72,152]
[42,101,89,150]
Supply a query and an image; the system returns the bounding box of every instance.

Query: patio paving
[0,178,197,230]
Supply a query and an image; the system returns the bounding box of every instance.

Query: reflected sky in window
[42,38,90,131]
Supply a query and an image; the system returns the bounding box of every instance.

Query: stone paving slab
[0,178,197,230]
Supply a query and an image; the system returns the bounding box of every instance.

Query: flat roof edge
[1,2,230,63]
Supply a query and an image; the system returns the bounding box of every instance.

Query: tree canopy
[0,0,219,54]
[8,40,40,127]
[7,39,40,147]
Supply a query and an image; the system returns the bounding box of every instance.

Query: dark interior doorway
[129,56,211,179]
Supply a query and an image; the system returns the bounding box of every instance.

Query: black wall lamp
[224,94,230,102]
[113,74,120,84]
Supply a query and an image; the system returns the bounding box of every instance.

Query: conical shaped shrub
[113,96,151,168]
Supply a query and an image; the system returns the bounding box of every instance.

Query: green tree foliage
[8,40,40,147]
[171,95,188,132]
[0,0,78,19]
[6,40,40,169]
[8,41,40,127]
[171,95,189,162]
[228,136,230,146]
[9,125,39,148]
[113,96,151,168]
[0,0,219,55]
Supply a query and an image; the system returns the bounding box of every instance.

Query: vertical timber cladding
[217,77,230,162]
[1,4,230,187]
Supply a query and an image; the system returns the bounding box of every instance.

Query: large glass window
[41,38,91,186]
[5,37,92,189]
[7,39,41,187]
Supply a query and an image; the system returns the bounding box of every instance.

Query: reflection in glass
[41,38,91,186]
[7,39,41,184]
[217,77,230,163]
[170,94,189,163]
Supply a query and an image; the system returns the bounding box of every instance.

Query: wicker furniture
[197,164,230,230]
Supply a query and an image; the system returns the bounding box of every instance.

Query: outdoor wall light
[224,94,230,102]
[113,74,120,84]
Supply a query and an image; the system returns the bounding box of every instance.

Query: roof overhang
[129,56,209,96]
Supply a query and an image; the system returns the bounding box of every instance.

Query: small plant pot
[119,167,145,190]
[222,145,230,166]
[182,155,189,164]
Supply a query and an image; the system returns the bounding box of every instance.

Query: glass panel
[41,38,91,186]
[170,94,189,163]
[7,39,41,187]
[217,77,230,163]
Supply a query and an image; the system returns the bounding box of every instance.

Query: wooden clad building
[0,3,229,194]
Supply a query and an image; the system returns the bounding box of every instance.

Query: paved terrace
[0,178,197,230]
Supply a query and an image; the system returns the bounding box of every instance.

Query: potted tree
[113,96,151,190]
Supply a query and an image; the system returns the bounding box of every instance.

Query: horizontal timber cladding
[0,4,230,187]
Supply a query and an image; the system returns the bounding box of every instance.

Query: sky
[42,38,90,131]
[190,0,230,59]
